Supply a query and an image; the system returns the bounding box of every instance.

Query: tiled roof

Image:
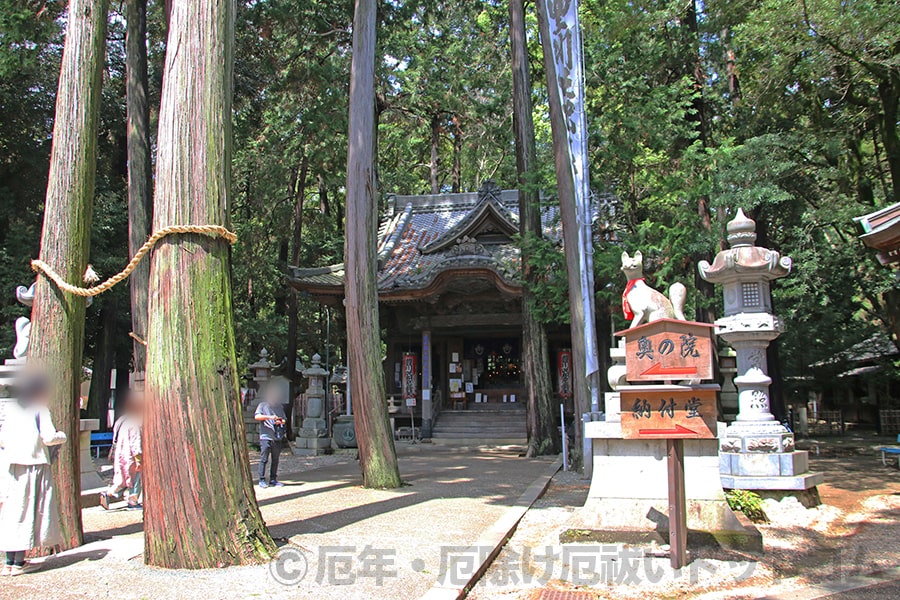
[855,201,900,264]
[289,181,561,297]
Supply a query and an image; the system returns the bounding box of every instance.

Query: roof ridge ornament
[446,236,488,257]
[477,179,502,204]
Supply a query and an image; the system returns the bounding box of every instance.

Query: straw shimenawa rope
[30,224,237,297]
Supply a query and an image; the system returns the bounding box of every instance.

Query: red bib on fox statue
[622,278,644,321]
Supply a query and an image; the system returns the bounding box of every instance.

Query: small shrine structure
[289,181,574,444]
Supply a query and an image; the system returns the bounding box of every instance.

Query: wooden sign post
[617,319,719,569]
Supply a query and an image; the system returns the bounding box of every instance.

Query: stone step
[432,433,526,441]
[430,437,527,447]
[432,406,527,446]
[436,411,525,419]
[433,425,526,434]
[435,416,525,427]
[440,407,525,414]
[433,424,525,433]
[464,403,526,411]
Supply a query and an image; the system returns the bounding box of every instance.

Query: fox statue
[621,250,687,328]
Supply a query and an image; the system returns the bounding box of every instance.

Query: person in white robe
[0,374,67,576]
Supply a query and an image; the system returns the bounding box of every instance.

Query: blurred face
[19,373,51,407]
[127,391,145,417]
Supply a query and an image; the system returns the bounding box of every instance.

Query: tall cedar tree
[509,0,559,456]
[143,0,275,567]
[28,0,109,550]
[126,0,152,375]
[345,0,403,489]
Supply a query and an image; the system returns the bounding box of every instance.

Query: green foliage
[576,0,900,399]
[726,489,770,523]
[0,0,898,407]
[519,232,569,325]
[0,1,64,356]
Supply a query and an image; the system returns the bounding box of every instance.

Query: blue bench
[878,435,900,468]
[90,432,114,458]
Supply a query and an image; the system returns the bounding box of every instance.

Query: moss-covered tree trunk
[510,0,559,458]
[27,0,109,551]
[143,0,275,568]
[126,0,152,376]
[345,0,402,489]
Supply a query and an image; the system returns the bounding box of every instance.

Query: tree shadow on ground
[266,453,551,538]
[811,453,900,494]
[36,547,110,572]
[84,521,145,540]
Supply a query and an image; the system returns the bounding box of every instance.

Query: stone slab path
[0,445,557,600]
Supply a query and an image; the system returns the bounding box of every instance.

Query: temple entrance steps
[431,404,527,446]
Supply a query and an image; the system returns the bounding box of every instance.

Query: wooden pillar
[421,329,432,437]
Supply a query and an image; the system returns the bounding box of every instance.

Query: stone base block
[293,436,332,456]
[721,472,823,491]
[719,450,809,477]
[78,420,105,493]
[581,422,758,549]
[721,429,795,453]
[603,393,621,422]
[297,427,328,438]
[81,486,105,509]
[570,500,762,553]
[302,418,327,430]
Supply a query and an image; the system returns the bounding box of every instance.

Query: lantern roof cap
[727,208,757,248]
[302,353,328,377]
[698,208,792,283]
[248,347,273,369]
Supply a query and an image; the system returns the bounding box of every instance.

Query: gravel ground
[469,440,900,600]
[2,437,898,599]
[0,444,555,600]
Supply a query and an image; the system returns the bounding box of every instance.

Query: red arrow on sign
[639,363,699,378]
[638,424,697,436]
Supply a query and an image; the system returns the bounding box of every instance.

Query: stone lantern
[296,354,331,455]
[699,209,821,491]
[248,348,273,383]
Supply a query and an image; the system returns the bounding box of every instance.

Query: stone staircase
[431,403,527,447]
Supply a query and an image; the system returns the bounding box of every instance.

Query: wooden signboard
[616,319,716,383]
[620,387,718,440]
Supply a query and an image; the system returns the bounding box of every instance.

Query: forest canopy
[0,0,897,408]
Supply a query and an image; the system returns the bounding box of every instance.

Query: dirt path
[470,439,900,600]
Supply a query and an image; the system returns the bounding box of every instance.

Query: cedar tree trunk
[126,0,153,376]
[28,0,109,551]
[87,295,117,422]
[430,112,441,194]
[510,0,559,457]
[345,0,402,489]
[143,0,275,567]
[286,155,309,438]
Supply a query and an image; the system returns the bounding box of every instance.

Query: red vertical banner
[558,349,573,398]
[402,352,418,405]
